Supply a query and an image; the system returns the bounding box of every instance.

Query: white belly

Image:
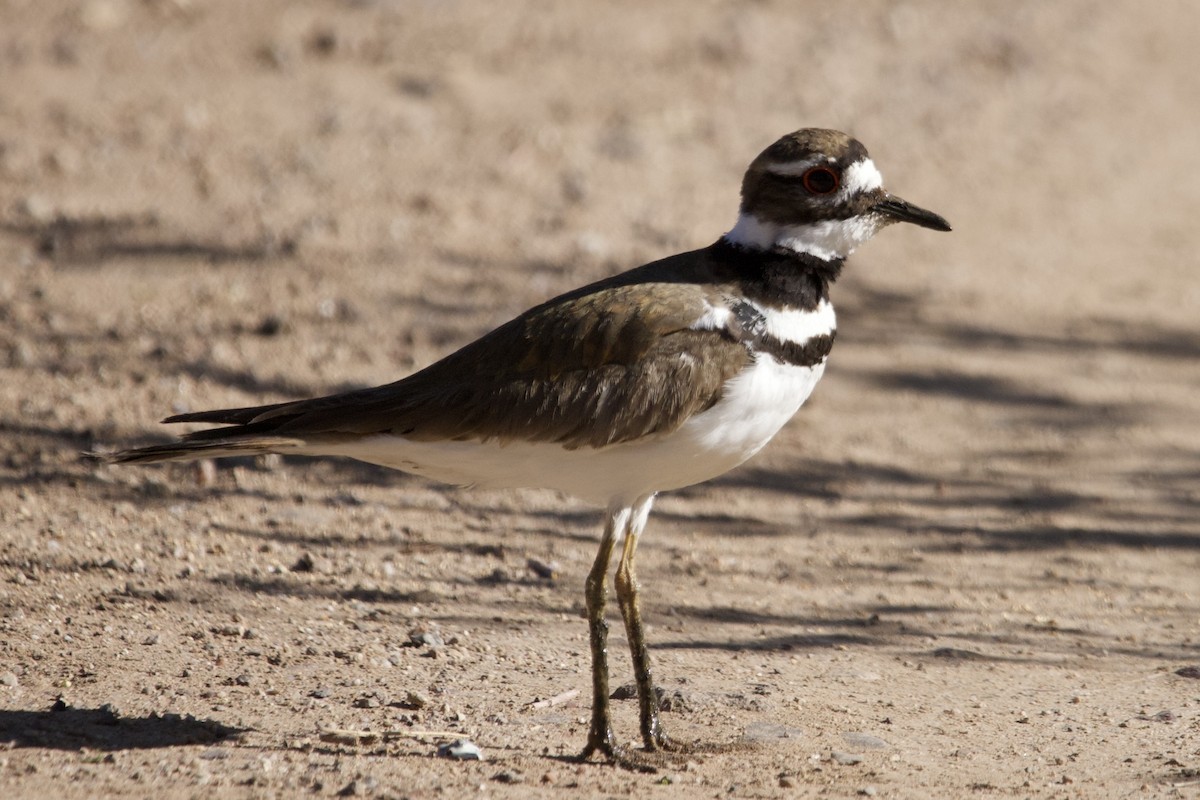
[307,355,825,507]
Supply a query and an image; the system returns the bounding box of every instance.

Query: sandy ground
[1,1,1199,797]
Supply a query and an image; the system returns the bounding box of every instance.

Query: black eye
[802,166,839,195]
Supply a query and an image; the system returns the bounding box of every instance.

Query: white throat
[724,212,887,261]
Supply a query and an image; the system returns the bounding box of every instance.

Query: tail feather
[94,395,330,466]
[163,400,296,426]
[92,436,305,465]
[96,386,386,467]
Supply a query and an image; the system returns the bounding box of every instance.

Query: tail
[90,399,312,465]
[92,435,305,465]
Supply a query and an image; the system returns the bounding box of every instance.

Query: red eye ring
[801,166,840,195]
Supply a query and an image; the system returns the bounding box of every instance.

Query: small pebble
[492,770,523,784]
[610,683,637,700]
[0,672,18,687]
[437,739,484,761]
[526,558,559,580]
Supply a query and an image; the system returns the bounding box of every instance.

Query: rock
[408,627,444,648]
[400,690,429,709]
[842,732,888,750]
[831,750,863,765]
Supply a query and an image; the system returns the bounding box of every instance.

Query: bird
[98,128,950,763]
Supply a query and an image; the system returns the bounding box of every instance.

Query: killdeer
[100,129,950,762]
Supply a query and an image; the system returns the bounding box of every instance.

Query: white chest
[680,354,824,457]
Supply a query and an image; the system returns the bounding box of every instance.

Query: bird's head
[728,128,951,260]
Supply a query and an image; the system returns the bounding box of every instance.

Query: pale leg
[613,494,674,750]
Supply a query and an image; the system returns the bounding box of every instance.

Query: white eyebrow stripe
[761,158,826,177]
[762,157,884,198]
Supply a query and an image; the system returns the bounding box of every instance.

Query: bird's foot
[646,729,684,753]
[576,727,668,773]
[577,724,620,763]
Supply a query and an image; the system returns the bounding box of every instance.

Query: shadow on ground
[0,700,244,750]
[0,213,295,266]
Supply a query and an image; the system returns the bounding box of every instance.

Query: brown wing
[171,278,749,451]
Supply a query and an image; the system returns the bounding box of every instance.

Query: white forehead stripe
[842,158,883,195]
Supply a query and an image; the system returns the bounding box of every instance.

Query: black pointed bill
[874,195,952,232]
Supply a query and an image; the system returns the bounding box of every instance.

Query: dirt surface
[1,1,1198,797]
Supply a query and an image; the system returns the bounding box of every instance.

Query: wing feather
[257,283,746,448]
[163,278,747,451]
